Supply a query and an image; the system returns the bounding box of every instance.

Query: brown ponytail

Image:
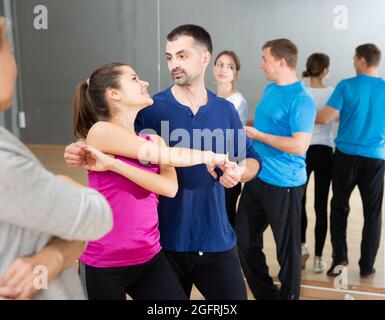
[72,63,127,138]
[303,53,330,78]
[73,81,98,138]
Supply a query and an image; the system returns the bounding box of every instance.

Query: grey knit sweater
[0,127,113,299]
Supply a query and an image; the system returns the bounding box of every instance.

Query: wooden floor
[28,145,385,299]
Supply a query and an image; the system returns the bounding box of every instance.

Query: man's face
[165,35,210,86]
[260,47,281,81]
[353,54,365,73]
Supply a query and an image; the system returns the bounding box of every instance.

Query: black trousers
[79,251,186,300]
[235,178,305,300]
[301,145,333,257]
[225,183,242,227]
[330,150,384,273]
[164,247,247,300]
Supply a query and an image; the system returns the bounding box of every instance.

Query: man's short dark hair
[167,24,213,54]
[356,43,381,67]
[262,38,298,69]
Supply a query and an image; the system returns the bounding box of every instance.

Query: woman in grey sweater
[0,17,113,300]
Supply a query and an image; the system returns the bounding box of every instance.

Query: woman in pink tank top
[72,63,228,300]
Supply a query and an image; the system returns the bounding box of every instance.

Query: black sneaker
[326,261,348,277]
[360,268,376,278]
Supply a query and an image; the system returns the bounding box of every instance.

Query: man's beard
[174,75,189,86]
[172,68,192,86]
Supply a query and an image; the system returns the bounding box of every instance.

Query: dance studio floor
[28,145,385,300]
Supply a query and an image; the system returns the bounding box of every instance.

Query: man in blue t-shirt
[236,39,316,300]
[317,43,385,278]
[64,25,261,300]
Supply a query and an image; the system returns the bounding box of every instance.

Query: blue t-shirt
[253,81,316,187]
[135,87,261,252]
[327,74,385,160]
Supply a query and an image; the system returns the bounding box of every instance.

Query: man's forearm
[258,132,308,155]
[239,158,260,183]
[316,106,339,124]
[38,238,85,270]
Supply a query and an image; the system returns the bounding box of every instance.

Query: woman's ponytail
[72,62,127,139]
[303,53,330,79]
[73,80,98,138]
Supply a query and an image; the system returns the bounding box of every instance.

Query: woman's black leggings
[301,145,333,257]
[79,251,187,300]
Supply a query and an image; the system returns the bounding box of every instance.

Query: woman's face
[0,25,18,111]
[213,54,238,85]
[112,66,153,108]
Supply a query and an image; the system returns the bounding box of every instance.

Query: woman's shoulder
[307,86,335,93]
[227,91,243,101]
[87,121,138,143]
[227,92,248,108]
[88,121,116,134]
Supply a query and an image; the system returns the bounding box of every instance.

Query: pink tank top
[80,135,161,268]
